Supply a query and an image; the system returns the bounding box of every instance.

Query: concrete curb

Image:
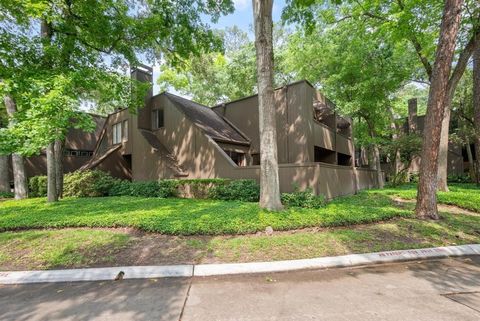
[0,265,193,284]
[194,244,480,276]
[1,244,479,284]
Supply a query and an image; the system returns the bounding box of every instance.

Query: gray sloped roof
[165,93,249,145]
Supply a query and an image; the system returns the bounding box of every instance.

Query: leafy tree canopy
[0,0,234,155]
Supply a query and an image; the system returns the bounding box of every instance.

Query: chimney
[130,64,153,103]
[130,64,153,130]
[408,98,417,134]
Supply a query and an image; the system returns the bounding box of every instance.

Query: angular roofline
[211,80,316,109]
[163,92,251,146]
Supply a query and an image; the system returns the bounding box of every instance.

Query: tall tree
[3,95,28,199]
[474,41,480,184]
[284,0,479,192]
[0,106,8,193]
[282,16,416,188]
[416,0,463,219]
[252,0,283,211]
[0,0,234,201]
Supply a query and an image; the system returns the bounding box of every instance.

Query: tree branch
[447,26,480,98]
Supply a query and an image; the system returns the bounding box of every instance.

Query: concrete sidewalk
[1,256,479,321]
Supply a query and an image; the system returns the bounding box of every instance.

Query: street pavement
[1,256,479,321]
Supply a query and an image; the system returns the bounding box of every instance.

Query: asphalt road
[1,256,480,321]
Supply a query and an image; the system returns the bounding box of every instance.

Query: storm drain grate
[441,291,480,313]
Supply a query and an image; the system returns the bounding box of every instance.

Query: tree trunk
[0,155,9,192]
[466,143,475,181]
[54,139,64,198]
[46,142,58,202]
[252,0,283,211]
[4,95,28,199]
[373,144,384,188]
[368,146,375,170]
[367,124,384,189]
[387,106,402,180]
[437,103,451,191]
[474,40,480,186]
[41,19,60,202]
[436,29,479,191]
[416,0,463,220]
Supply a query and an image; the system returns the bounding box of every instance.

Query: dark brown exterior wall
[65,114,106,151]
[408,115,464,175]
[213,81,353,164]
[8,114,106,182]
[97,81,380,199]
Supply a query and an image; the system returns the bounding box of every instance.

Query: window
[152,109,164,129]
[224,150,246,166]
[112,122,122,144]
[63,149,94,157]
[251,153,260,165]
[122,120,128,142]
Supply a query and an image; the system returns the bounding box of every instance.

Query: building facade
[8,114,106,181]
[82,66,381,198]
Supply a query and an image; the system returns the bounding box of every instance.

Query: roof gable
[164,93,249,145]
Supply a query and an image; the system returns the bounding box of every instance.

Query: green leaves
[1,0,235,155]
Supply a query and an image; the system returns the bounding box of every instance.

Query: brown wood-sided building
[80,66,382,198]
[8,114,106,181]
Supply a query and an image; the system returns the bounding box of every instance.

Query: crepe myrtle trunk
[474,41,480,185]
[0,155,9,192]
[416,0,463,220]
[252,0,283,211]
[54,139,64,199]
[46,142,58,202]
[4,95,28,199]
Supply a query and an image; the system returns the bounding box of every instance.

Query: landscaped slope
[0,192,410,235]
[1,183,479,270]
[373,183,480,212]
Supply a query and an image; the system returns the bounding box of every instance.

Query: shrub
[447,174,471,183]
[63,170,116,197]
[281,187,326,209]
[0,191,14,198]
[109,179,179,198]
[158,180,180,198]
[29,175,48,197]
[209,179,260,202]
[177,178,227,199]
[108,180,132,196]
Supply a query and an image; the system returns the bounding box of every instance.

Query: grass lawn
[0,229,129,270]
[0,183,479,270]
[1,212,478,270]
[0,192,410,235]
[374,183,480,212]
